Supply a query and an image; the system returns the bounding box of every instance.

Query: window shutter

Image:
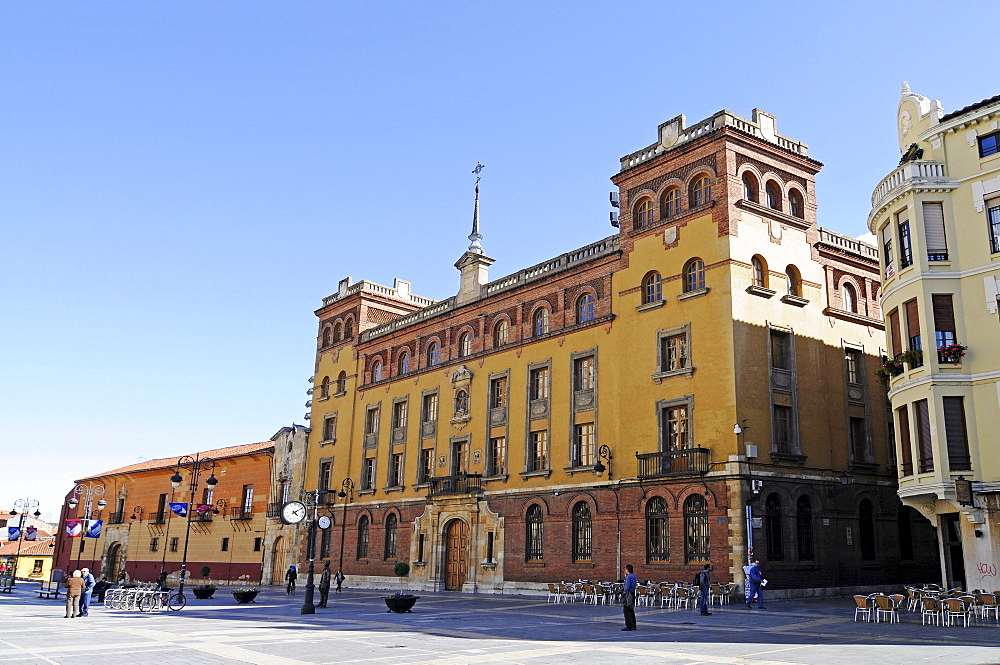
[931,294,956,333]
[942,397,971,471]
[888,310,902,356]
[914,399,933,473]
[896,406,913,476]
[922,203,947,253]
[904,300,920,337]
[897,209,909,224]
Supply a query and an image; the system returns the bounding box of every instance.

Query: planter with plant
[192,566,217,598]
[384,590,420,613]
[233,587,259,604]
[938,343,968,365]
[898,349,923,366]
[875,357,905,385]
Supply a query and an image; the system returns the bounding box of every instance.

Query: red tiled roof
[75,441,274,481]
[0,539,55,557]
[939,94,1000,123]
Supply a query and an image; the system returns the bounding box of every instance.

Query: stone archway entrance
[105,543,122,581]
[271,536,286,585]
[443,519,468,590]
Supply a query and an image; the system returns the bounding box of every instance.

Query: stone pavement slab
[0,587,997,664]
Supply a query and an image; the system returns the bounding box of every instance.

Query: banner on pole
[168,503,188,516]
[65,520,83,538]
[7,527,20,541]
[85,520,103,538]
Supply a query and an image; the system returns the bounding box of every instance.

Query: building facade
[305,107,938,594]
[53,431,307,586]
[869,85,1000,590]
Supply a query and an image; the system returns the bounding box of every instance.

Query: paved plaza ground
[0,585,997,665]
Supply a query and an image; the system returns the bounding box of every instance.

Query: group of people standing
[621,559,768,630]
[284,563,344,608]
[63,568,95,618]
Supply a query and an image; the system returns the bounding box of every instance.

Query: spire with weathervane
[455,161,495,304]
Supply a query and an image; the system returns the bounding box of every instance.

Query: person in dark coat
[318,562,331,608]
[697,564,713,615]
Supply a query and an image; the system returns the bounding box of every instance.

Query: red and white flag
[65,520,83,538]
[25,526,37,541]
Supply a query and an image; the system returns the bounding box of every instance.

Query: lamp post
[67,483,106,572]
[300,490,320,615]
[591,446,620,574]
[127,506,143,582]
[169,454,219,611]
[8,498,41,583]
[592,445,613,480]
[734,420,757,567]
[336,478,355,572]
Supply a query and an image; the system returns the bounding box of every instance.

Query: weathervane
[468,162,485,254]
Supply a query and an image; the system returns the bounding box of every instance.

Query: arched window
[493,319,509,347]
[662,188,682,218]
[742,172,758,202]
[533,308,549,336]
[645,497,669,562]
[384,513,397,560]
[525,504,543,561]
[371,359,383,382]
[858,499,876,562]
[427,341,440,366]
[458,332,472,357]
[344,319,354,339]
[334,321,343,341]
[766,181,781,210]
[842,282,858,313]
[322,327,332,347]
[398,351,410,375]
[788,189,804,218]
[336,371,347,394]
[684,259,706,292]
[577,293,596,323]
[572,502,592,562]
[785,265,801,297]
[690,176,711,207]
[765,493,784,561]
[683,494,710,562]
[796,495,814,560]
[751,256,767,288]
[642,272,663,304]
[320,376,330,399]
[357,515,369,560]
[635,198,654,228]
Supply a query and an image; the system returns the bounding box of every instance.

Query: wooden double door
[444,519,468,590]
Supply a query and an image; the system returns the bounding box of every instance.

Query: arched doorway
[271,536,285,585]
[105,543,122,582]
[443,519,468,590]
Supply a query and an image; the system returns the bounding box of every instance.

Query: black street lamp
[8,498,41,583]
[300,490,320,615]
[593,444,613,480]
[67,483,106,572]
[168,454,218,611]
[336,478,355,572]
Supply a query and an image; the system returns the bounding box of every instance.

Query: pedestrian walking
[318,562,331,608]
[79,568,96,616]
[334,569,345,594]
[285,565,297,595]
[745,559,766,609]
[621,564,638,631]
[64,570,85,618]
[697,564,713,615]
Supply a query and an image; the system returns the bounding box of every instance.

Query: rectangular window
[922,202,948,261]
[366,406,380,434]
[202,487,214,505]
[914,399,933,473]
[849,417,867,463]
[989,204,1000,254]
[392,400,408,429]
[221,537,229,551]
[529,367,549,400]
[150,537,159,552]
[979,132,999,158]
[529,430,548,471]
[574,356,595,391]
[32,560,43,574]
[881,224,894,278]
[320,529,331,559]
[770,330,790,370]
[169,537,179,552]
[253,537,263,552]
[662,406,689,451]
[418,448,434,482]
[362,458,376,490]
[319,461,332,492]
[155,493,168,523]
[241,485,254,515]
[774,405,793,453]
[388,452,404,487]
[573,423,595,466]
[422,393,438,423]
[888,309,902,358]
[662,334,688,372]
[897,405,913,476]
[904,299,922,365]
[486,531,495,562]
[845,349,860,384]
[943,396,971,471]
[323,415,337,441]
[932,294,957,361]
[451,439,468,475]
[488,436,506,475]
[898,215,913,269]
[490,377,507,408]
[417,533,425,562]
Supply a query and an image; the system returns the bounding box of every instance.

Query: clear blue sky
[2,1,994,521]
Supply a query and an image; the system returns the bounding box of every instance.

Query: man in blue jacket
[621,564,638,631]
[79,568,96,617]
[745,560,766,609]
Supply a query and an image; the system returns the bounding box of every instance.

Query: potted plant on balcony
[875,357,905,385]
[233,587,259,604]
[938,343,968,365]
[193,566,216,599]
[898,349,923,367]
[384,590,420,613]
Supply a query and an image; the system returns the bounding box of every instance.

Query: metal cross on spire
[468,162,485,254]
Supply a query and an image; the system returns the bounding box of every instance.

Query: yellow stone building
[869,85,1000,589]
[306,107,938,594]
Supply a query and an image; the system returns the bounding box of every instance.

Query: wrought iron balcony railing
[636,448,710,478]
[107,512,125,525]
[266,502,282,519]
[427,473,483,498]
[229,507,254,520]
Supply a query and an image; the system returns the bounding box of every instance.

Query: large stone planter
[193,587,217,599]
[233,590,259,604]
[384,595,419,613]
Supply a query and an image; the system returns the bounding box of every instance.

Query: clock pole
[300,490,319,614]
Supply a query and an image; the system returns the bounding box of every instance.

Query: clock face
[281,501,307,525]
[318,515,332,530]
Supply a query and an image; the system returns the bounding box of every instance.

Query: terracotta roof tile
[938,93,1000,123]
[0,538,55,556]
[76,441,274,481]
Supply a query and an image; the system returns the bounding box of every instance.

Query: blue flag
[85,520,102,538]
[169,503,188,516]
[7,527,20,541]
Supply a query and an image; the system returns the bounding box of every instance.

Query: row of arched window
[741,171,805,219]
[640,259,707,304]
[633,174,713,230]
[363,294,598,384]
[355,513,398,561]
[761,494,876,562]
[320,317,355,348]
[748,256,802,297]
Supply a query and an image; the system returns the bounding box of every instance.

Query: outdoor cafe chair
[944,597,972,627]
[920,596,942,626]
[873,594,898,623]
[977,593,999,623]
[853,595,873,622]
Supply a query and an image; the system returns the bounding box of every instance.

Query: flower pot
[193,587,217,599]
[384,595,419,613]
[233,590,259,604]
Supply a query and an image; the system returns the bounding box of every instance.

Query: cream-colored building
[869,84,1000,589]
